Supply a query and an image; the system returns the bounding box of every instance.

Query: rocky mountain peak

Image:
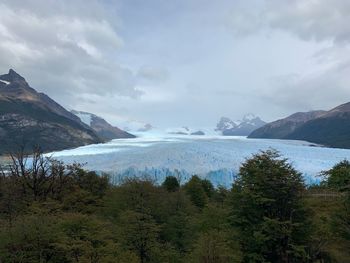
[0,70,102,153]
[242,113,256,122]
[0,69,26,83]
[216,117,237,131]
[216,114,266,136]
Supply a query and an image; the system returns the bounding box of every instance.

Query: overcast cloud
[0,0,349,128]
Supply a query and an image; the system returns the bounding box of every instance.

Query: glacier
[50,134,350,187]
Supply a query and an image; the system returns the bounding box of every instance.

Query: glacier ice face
[51,135,350,187]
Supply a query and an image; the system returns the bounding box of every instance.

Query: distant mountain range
[112,116,153,133]
[0,69,133,154]
[71,110,135,140]
[249,102,350,148]
[216,114,266,136]
[2,69,350,151]
[166,126,205,136]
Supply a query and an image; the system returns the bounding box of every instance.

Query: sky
[0,0,350,128]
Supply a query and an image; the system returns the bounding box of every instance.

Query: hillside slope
[287,103,350,148]
[71,110,136,140]
[0,69,101,153]
[249,111,325,139]
[249,103,350,148]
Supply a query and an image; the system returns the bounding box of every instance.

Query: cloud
[0,0,141,107]
[265,0,350,44]
[226,0,350,115]
[1,0,349,127]
[137,65,170,84]
[228,0,350,44]
[261,69,350,111]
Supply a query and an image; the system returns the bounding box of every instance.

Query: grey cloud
[1,0,349,127]
[228,0,350,44]
[265,0,350,43]
[0,0,140,109]
[226,0,350,116]
[226,6,264,36]
[137,65,170,84]
[262,66,350,112]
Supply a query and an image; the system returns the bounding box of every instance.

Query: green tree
[160,189,196,254]
[162,176,180,192]
[0,213,63,262]
[118,210,160,263]
[0,211,131,263]
[321,160,350,191]
[184,176,208,209]
[162,210,194,254]
[200,179,214,198]
[70,167,110,197]
[57,213,123,263]
[230,150,310,263]
[334,195,350,240]
[188,231,240,263]
[0,173,25,226]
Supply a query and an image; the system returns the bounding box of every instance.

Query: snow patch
[0,79,10,85]
[74,112,92,126]
[242,113,256,122]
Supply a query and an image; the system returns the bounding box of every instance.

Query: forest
[0,148,349,263]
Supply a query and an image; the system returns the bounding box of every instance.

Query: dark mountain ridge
[249,102,350,148]
[0,69,102,154]
[248,111,326,139]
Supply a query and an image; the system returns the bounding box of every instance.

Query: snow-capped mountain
[71,110,135,140]
[216,114,266,136]
[216,117,240,132]
[111,115,153,133]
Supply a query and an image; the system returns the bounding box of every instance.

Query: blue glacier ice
[50,135,350,187]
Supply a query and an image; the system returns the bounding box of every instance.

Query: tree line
[0,148,349,262]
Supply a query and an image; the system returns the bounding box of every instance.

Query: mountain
[249,102,350,148]
[191,130,205,136]
[216,117,239,132]
[216,114,266,136]
[111,115,153,133]
[0,69,101,153]
[71,110,136,140]
[249,111,326,139]
[285,103,350,148]
[166,126,206,136]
